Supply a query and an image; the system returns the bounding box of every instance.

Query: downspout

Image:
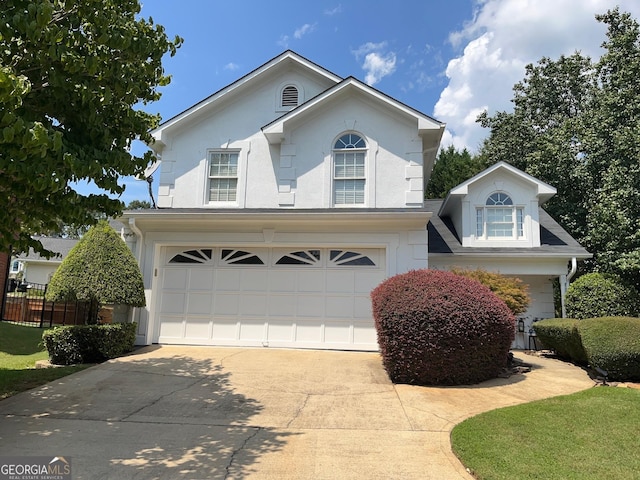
[561,257,578,318]
[128,218,145,326]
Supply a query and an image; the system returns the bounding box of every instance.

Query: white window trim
[205,149,241,207]
[332,132,367,207]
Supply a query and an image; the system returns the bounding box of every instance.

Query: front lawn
[0,322,90,399]
[452,387,640,480]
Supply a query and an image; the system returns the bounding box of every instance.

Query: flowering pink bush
[371,269,515,385]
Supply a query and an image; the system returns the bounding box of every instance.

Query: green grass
[0,322,90,399]
[452,387,640,480]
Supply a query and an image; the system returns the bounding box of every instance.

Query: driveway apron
[0,346,594,479]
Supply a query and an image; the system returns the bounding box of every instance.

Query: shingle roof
[425,199,591,258]
[16,237,79,262]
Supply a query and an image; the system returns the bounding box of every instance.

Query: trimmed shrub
[46,220,146,323]
[371,269,515,386]
[532,318,587,363]
[578,317,640,381]
[42,323,137,365]
[451,268,530,316]
[565,273,640,319]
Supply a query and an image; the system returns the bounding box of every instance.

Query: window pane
[334,152,364,178]
[476,209,484,237]
[487,207,513,237]
[209,178,237,201]
[209,152,238,177]
[334,133,365,149]
[487,193,513,206]
[335,179,365,204]
[517,208,524,237]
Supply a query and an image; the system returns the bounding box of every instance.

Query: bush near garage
[578,317,640,382]
[532,318,587,363]
[42,323,137,365]
[451,268,530,316]
[565,272,640,319]
[371,269,515,386]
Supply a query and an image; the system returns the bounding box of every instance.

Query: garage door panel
[297,270,325,292]
[266,320,295,342]
[212,319,238,340]
[295,320,323,343]
[241,270,269,291]
[268,294,297,316]
[215,270,241,291]
[353,321,377,345]
[268,270,297,292]
[187,293,213,315]
[239,320,266,341]
[188,269,215,290]
[325,321,352,344]
[326,271,355,293]
[354,271,383,293]
[297,295,325,317]
[354,296,373,318]
[325,295,354,318]
[184,317,211,339]
[158,316,184,338]
[160,293,186,314]
[163,269,188,290]
[239,293,268,315]
[213,293,240,315]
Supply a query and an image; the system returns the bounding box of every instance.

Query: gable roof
[16,237,78,263]
[426,199,590,258]
[150,50,343,148]
[262,76,444,144]
[439,161,557,217]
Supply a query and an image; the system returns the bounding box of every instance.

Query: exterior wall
[22,262,58,285]
[156,77,423,210]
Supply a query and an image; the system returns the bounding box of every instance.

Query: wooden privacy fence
[2,281,93,327]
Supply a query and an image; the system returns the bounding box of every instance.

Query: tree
[46,220,145,323]
[425,145,484,199]
[0,1,182,257]
[126,200,151,210]
[477,8,640,288]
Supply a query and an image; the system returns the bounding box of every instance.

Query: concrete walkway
[0,347,594,479]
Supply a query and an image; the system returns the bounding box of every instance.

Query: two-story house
[121,51,590,350]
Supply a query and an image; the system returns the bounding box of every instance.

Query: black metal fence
[2,280,91,327]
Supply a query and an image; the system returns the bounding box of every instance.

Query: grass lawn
[0,322,91,399]
[452,387,640,480]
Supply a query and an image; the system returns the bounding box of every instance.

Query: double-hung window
[476,192,524,239]
[333,133,366,205]
[208,151,238,202]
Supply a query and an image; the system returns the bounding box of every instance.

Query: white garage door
[155,247,386,350]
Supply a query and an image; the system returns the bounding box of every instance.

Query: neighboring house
[10,237,78,285]
[120,50,590,350]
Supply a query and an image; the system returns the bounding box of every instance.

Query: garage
[155,246,386,350]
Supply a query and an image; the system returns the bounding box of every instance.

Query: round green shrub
[371,269,515,386]
[565,273,640,319]
[452,268,530,316]
[578,317,640,381]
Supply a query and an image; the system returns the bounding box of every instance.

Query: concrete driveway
[0,346,593,479]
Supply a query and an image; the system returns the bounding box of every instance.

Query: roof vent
[281,85,299,107]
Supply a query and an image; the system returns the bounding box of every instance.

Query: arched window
[281,85,299,108]
[476,193,524,239]
[333,133,366,205]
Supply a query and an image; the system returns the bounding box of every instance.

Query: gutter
[561,257,578,318]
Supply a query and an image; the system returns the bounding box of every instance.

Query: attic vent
[281,85,299,107]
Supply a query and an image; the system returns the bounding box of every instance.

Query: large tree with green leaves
[0,0,181,256]
[477,8,640,288]
[425,145,484,199]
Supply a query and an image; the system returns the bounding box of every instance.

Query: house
[120,50,590,351]
[10,237,78,286]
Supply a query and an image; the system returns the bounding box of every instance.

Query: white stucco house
[10,237,78,285]
[120,50,590,350]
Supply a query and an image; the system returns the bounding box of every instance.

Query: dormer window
[476,192,524,239]
[281,85,299,108]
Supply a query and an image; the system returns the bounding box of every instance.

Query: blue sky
[112,0,640,205]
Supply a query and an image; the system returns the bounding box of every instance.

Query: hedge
[565,273,640,319]
[532,318,587,364]
[578,317,640,381]
[42,322,137,365]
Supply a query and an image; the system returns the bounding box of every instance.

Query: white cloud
[224,62,239,71]
[294,23,317,39]
[277,35,290,48]
[352,42,397,86]
[435,0,640,152]
[324,5,342,16]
